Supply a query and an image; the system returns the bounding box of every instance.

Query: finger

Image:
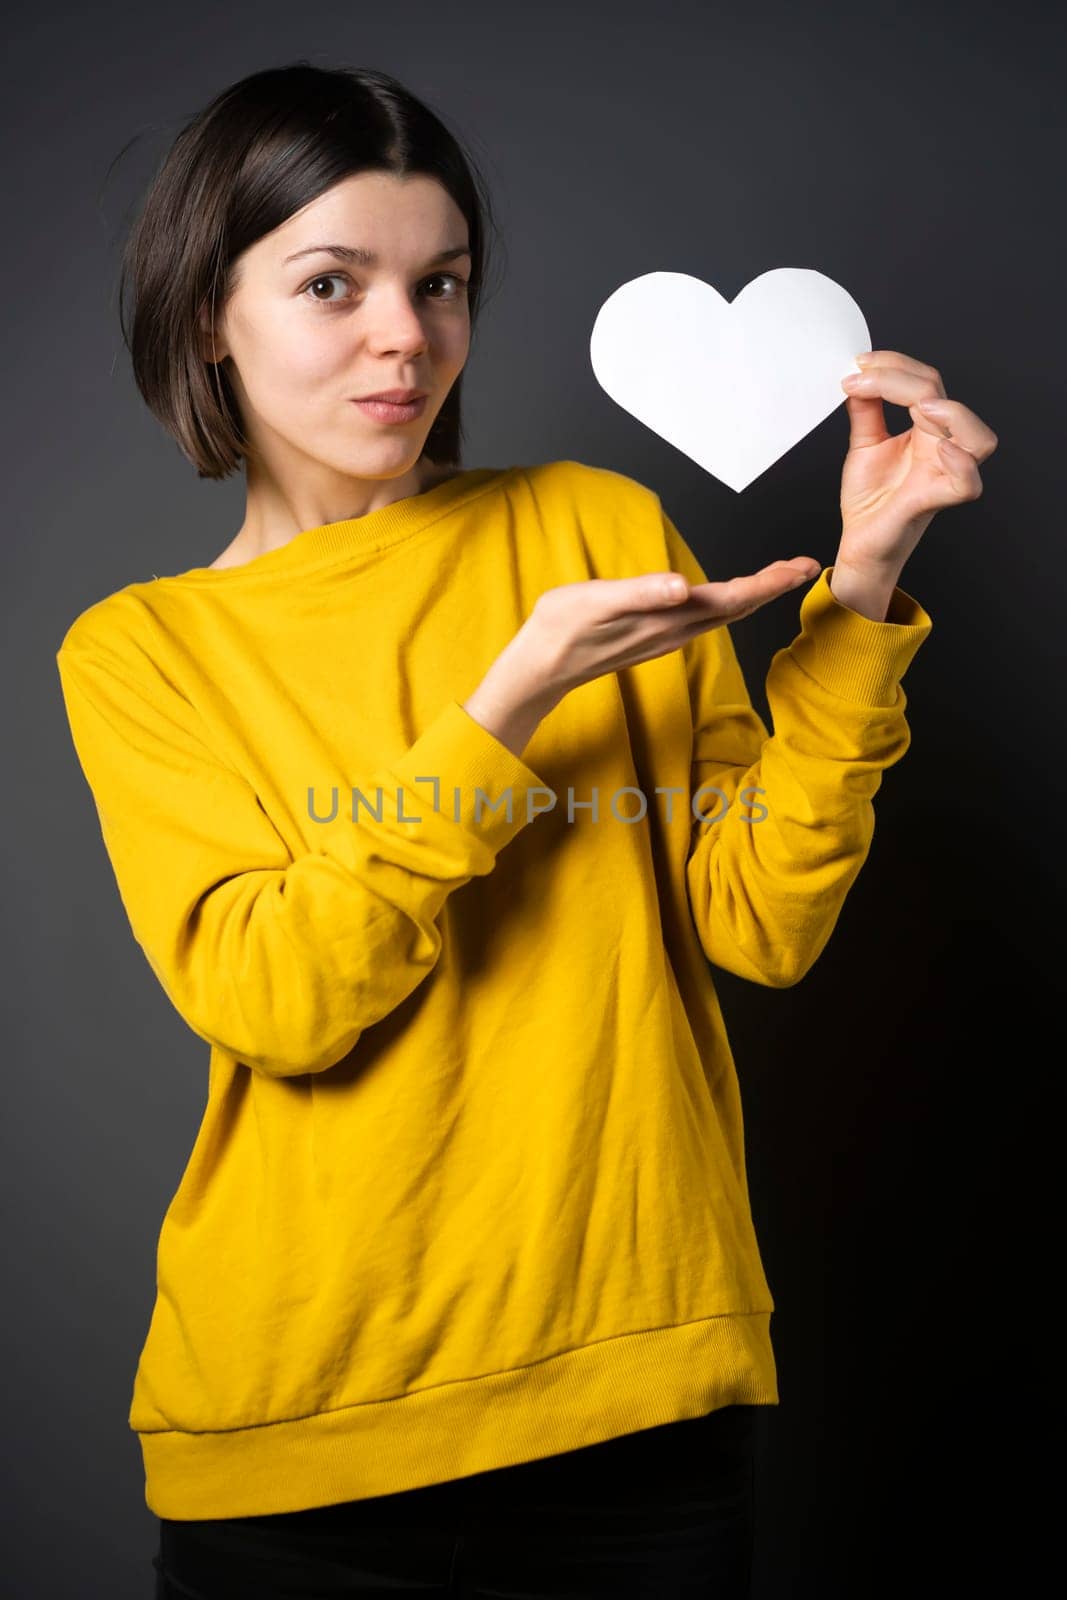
[594,573,695,615]
[843,365,972,444]
[683,559,822,618]
[916,397,999,461]
[842,364,947,411]
[843,391,890,449]
[855,350,946,391]
[845,353,947,444]
[606,557,819,622]
[934,436,985,501]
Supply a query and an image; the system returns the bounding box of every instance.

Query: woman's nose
[364,287,430,351]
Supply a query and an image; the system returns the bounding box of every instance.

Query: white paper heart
[589,267,871,493]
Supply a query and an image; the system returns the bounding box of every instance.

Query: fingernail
[842,372,867,387]
[918,397,947,413]
[854,352,874,364]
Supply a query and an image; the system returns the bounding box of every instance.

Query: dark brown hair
[118,60,503,481]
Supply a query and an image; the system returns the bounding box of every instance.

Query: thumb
[844,392,889,450]
[612,572,691,613]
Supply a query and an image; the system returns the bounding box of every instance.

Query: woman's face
[203,171,472,484]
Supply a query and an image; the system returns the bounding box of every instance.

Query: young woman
[56,58,995,1600]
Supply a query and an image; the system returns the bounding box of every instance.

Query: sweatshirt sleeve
[660,513,933,988]
[56,634,548,1078]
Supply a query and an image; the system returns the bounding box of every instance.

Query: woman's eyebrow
[283,243,472,266]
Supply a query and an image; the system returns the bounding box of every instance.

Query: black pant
[153,1402,761,1598]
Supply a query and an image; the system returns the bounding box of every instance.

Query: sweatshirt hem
[138,1308,778,1519]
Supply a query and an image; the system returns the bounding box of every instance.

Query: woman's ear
[197,302,229,365]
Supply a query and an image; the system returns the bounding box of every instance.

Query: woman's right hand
[463,555,822,759]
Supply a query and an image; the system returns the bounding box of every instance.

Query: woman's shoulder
[515,459,669,563]
[520,457,658,502]
[56,578,165,669]
[515,458,664,531]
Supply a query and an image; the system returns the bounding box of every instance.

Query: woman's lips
[350,395,428,424]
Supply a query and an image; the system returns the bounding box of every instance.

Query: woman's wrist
[828,559,904,623]
[462,642,559,760]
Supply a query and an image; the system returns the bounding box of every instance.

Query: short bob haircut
[118,60,502,482]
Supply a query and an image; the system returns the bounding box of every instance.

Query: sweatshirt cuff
[381,698,551,854]
[785,565,933,706]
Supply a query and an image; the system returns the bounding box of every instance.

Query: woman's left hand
[836,350,998,578]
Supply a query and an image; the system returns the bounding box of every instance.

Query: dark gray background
[7,0,1060,1594]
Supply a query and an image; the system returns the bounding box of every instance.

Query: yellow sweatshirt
[55,459,932,1520]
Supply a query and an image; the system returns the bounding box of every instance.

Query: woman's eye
[302,272,470,307]
[305,274,350,304]
[422,272,470,300]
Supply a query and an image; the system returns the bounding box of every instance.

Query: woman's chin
[315,444,426,482]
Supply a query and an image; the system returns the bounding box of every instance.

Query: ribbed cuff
[786,566,933,706]
[379,699,552,854]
